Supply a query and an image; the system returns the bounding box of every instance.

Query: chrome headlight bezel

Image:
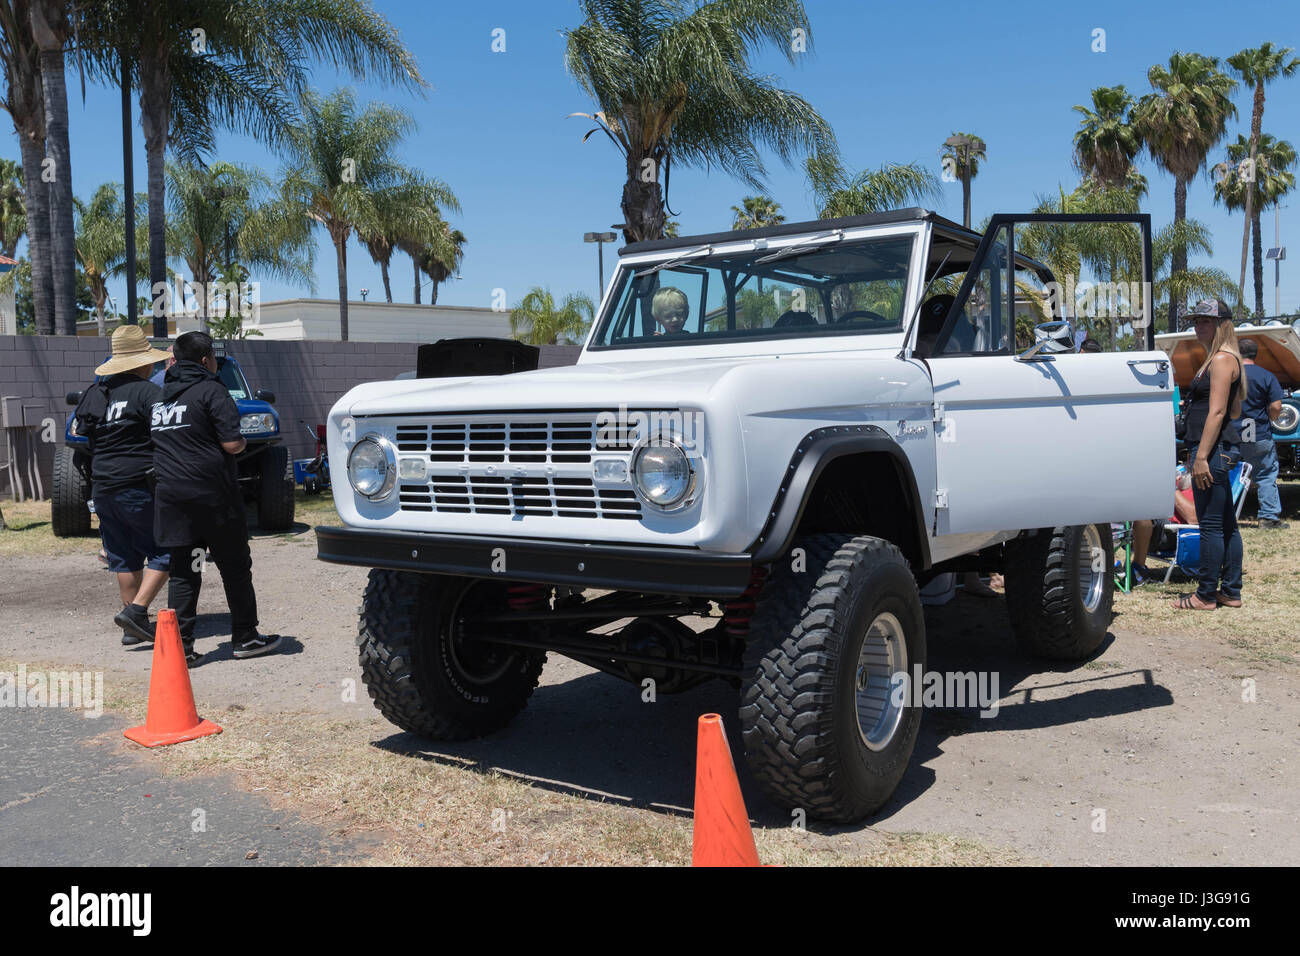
[630,438,698,511]
[1274,402,1299,436]
[347,433,397,500]
[239,412,277,435]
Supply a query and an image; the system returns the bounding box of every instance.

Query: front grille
[388,412,650,520]
[399,475,642,519]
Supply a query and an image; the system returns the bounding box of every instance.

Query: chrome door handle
[1128,359,1169,372]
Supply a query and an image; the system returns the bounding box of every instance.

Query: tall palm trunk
[138,44,171,337]
[429,280,438,305]
[961,177,972,229]
[17,136,54,334]
[1252,211,1264,318]
[334,235,349,341]
[412,255,420,303]
[1238,80,1265,304]
[29,0,73,334]
[621,148,666,242]
[380,259,391,302]
[1169,176,1188,331]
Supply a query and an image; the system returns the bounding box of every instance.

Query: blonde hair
[651,286,689,322]
[1193,316,1241,381]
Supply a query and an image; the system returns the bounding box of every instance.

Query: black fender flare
[747,424,931,569]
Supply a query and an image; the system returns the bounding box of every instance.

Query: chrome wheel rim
[854,612,908,752]
[1078,524,1105,614]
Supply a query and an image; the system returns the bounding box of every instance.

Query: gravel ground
[2,524,1297,866]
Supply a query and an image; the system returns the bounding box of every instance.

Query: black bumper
[314,526,755,597]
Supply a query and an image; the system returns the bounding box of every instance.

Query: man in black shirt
[72,325,173,645]
[151,331,281,664]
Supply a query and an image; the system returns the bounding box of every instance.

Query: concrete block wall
[0,335,581,500]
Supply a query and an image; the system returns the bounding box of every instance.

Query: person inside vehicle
[1172,299,1245,611]
[1079,337,1103,353]
[652,286,691,335]
[1126,468,1198,584]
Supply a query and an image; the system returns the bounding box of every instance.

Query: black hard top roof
[618,207,979,255]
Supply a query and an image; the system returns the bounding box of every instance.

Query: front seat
[914,294,954,357]
[774,309,817,328]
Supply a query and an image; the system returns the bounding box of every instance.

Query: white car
[318,208,1173,822]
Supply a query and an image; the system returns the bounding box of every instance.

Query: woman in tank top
[1173,299,1244,611]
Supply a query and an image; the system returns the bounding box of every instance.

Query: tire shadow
[371,591,1175,831]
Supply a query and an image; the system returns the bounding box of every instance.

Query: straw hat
[94,325,172,376]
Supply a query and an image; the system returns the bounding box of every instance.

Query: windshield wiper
[753,229,844,264]
[634,244,714,278]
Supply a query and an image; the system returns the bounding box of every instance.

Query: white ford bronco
[318,208,1173,822]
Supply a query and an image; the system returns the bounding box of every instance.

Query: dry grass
[0,490,338,559]
[1113,481,1300,666]
[4,652,1025,867]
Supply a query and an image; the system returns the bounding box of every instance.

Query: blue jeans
[1240,439,1281,521]
[1188,442,1243,602]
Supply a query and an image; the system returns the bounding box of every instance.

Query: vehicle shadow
[371,591,1174,832]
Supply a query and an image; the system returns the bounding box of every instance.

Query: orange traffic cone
[691,713,762,867]
[123,610,222,748]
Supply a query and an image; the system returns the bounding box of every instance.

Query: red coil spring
[507,583,549,611]
[724,567,768,639]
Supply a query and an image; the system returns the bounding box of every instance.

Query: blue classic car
[54,341,295,536]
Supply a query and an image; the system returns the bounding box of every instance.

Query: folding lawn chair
[1154,461,1253,582]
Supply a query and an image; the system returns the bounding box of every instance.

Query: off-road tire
[256,444,295,531]
[740,534,926,823]
[358,569,546,739]
[1004,524,1112,661]
[51,445,92,537]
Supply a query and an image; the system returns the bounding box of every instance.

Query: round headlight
[1275,403,1299,435]
[348,435,396,499]
[632,441,694,508]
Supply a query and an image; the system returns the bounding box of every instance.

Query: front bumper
[315,526,754,597]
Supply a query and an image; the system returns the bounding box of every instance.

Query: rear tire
[358,570,547,739]
[1004,524,1112,660]
[256,445,295,531]
[740,534,926,823]
[51,445,92,537]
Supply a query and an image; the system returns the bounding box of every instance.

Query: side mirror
[1018,320,1074,362]
[255,389,276,404]
[66,390,83,407]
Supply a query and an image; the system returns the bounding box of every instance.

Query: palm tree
[27,0,77,334]
[939,132,986,228]
[0,158,24,257]
[807,153,939,219]
[1133,52,1237,328]
[509,288,595,345]
[281,88,458,340]
[73,183,147,335]
[1225,44,1298,301]
[0,0,53,334]
[392,206,463,304]
[564,0,834,242]
[420,218,466,305]
[78,0,425,336]
[166,160,315,329]
[1073,86,1141,187]
[1214,134,1297,317]
[731,196,784,230]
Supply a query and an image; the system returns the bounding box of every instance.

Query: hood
[162,360,218,402]
[337,352,919,420]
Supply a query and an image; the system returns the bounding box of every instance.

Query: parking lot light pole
[584,231,618,299]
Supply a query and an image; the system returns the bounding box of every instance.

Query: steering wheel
[834,309,888,325]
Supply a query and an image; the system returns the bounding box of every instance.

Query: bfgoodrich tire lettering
[358,569,546,739]
[1004,524,1112,660]
[740,534,926,823]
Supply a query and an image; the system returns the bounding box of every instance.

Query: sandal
[1216,592,1242,608]
[1172,593,1217,610]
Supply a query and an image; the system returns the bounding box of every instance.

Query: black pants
[166,507,259,643]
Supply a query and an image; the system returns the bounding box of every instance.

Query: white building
[176,298,513,342]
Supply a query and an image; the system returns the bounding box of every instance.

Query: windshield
[591,234,914,349]
[217,357,250,401]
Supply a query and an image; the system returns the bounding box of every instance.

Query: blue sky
[4,0,1299,317]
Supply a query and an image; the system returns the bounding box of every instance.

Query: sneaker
[183,642,203,668]
[233,633,283,659]
[1259,518,1290,530]
[115,605,155,645]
